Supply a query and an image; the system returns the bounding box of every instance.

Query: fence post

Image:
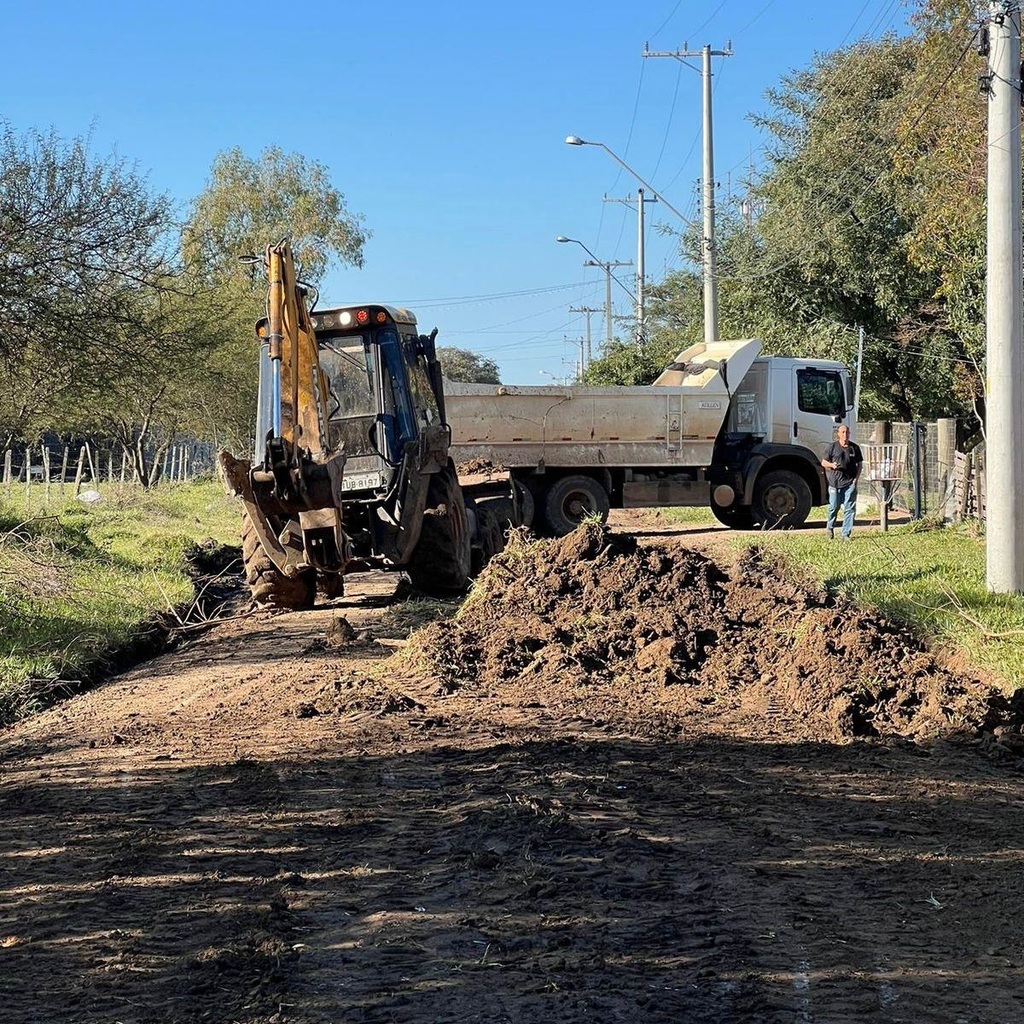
[74,446,86,496]
[42,447,51,505]
[60,446,69,496]
[24,447,31,502]
[85,443,97,486]
[911,424,924,519]
[3,449,11,497]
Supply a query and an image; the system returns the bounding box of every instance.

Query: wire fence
[858,419,983,524]
[1,439,218,505]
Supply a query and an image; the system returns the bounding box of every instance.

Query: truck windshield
[319,337,378,455]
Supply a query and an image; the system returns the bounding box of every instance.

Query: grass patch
[655,506,716,525]
[0,480,241,723]
[755,520,1024,688]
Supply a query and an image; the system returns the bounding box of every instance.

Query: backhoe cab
[220,239,476,610]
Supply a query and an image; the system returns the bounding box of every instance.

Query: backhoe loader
[220,240,504,609]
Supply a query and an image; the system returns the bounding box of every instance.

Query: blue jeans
[827,483,857,537]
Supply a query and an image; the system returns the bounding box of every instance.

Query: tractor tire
[408,465,472,594]
[241,511,316,610]
[541,474,610,537]
[317,573,345,600]
[752,469,812,530]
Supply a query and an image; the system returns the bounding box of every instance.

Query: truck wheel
[710,498,753,530]
[482,496,517,534]
[752,470,812,529]
[241,511,315,610]
[471,505,505,574]
[515,483,536,528]
[541,475,610,537]
[409,465,472,593]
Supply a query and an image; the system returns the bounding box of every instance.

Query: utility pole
[564,336,586,379]
[569,305,601,368]
[644,41,733,346]
[605,190,658,347]
[582,258,632,348]
[853,326,864,431]
[984,1,1024,592]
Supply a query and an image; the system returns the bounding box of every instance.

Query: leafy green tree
[180,147,371,460]
[0,125,176,444]
[437,347,501,383]
[580,7,987,424]
[182,146,368,286]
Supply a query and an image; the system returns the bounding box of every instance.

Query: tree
[437,347,501,383]
[0,125,177,445]
[178,147,371,461]
[637,34,971,420]
[182,146,368,286]
[588,8,988,423]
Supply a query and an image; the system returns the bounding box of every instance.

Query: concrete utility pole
[853,326,865,431]
[556,236,632,350]
[984,1,1024,592]
[644,41,733,346]
[569,305,601,368]
[605,190,658,348]
[585,258,632,348]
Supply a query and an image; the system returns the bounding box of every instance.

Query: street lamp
[564,136,693,226]
[556,236,633,351]
[565,135,697,349]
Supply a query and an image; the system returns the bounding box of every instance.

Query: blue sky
[1,0,910,383]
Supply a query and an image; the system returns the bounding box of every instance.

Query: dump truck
[220,240,510,609]
[445,338,854,535]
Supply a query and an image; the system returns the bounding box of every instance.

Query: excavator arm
[220,240,350,582]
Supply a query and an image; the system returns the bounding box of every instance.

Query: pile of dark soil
[404,523,1022,744]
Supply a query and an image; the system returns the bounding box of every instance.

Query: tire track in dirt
[2,525,1024,1022]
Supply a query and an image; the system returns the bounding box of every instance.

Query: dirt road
[2,513,1023,1023]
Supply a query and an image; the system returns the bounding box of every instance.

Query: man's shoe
[842,534,853,541]
[826,529,834,540]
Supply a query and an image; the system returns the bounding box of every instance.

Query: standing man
[821,425,863,540]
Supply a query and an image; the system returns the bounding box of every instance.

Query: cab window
[797,369,845,417]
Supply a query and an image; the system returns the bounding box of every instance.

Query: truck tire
[516,483,536,529]
[471,504,505,574]
[241,511,315,610]
[409,465,472,593]
[479,496,516,534]
[710,498,753,530]
[541,474,610,537]
[752,469,812,529]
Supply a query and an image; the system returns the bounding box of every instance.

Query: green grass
[655,506,717,525]
[0,479,241,723]
[754,520,1024,689]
